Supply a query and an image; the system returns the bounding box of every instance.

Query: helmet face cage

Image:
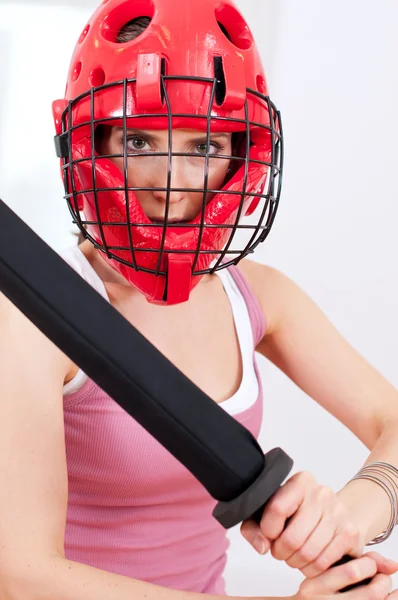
[55,74,283,278]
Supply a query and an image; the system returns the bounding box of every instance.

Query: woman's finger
[258,472,313,541]
[240,519,270,555]
[283,515,336,569]
[298,555,378,596]
[270,495,326,562]
[299,524,361,579]
[362,551,398,575]
[344,573,393,599]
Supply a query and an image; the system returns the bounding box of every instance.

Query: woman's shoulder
[0,290,72,388]
[237,259,293,338]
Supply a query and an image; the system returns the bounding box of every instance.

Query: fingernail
[252,534,267,555]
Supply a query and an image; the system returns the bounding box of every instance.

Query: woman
[0,0,397,598]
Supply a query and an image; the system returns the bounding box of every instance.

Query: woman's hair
[116,16,152,43]
[76,17,242,245]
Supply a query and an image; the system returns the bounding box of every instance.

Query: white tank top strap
[213,268,259,415]
[61,246,110,302]
[61,247,259,414]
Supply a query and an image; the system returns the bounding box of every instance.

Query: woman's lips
[149,217,193,224]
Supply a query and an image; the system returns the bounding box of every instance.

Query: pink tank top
[61,248,265,595]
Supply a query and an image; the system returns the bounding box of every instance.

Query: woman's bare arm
[0,292,287,600]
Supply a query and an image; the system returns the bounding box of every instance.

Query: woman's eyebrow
[115,127,230,141]
[187,132,231,140]
[116,127,160,141]
[209,133,230,139]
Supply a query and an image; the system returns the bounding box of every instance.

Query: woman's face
[97,127,232,224]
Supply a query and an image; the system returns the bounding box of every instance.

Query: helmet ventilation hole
[90,67,106,87]
[101,2,155,43]
[217,21,232,42]
[160,58,166,104]
[72,61,82,82]
[256,75,266,94]
[214,4,253,50]
[214,56,226,106]
[78,24,90,44]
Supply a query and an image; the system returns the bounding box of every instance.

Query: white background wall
[0,0,397,597]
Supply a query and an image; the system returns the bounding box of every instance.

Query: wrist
[337,477,393,543]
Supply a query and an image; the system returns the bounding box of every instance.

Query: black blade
[0,198,265,502]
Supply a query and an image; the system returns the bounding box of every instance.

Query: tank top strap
[225,265,266,346]
[60,246,109,301]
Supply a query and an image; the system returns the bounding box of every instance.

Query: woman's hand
[241,471,368,578]
[292,552,398,599]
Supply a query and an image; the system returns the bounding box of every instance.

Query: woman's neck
[77,240,215,305]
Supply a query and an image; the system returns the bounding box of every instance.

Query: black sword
[0,199,370,593]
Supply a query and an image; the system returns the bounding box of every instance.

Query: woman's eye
[197,143,208,154]
[196,142,221,155]
[127,136,149,151]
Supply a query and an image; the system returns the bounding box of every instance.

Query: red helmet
[53,0,283,304]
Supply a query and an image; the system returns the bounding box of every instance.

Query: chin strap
[166,255,193,305]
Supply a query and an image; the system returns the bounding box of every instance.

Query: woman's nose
[151,156,197,205]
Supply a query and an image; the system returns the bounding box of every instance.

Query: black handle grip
[214,449,372,593]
